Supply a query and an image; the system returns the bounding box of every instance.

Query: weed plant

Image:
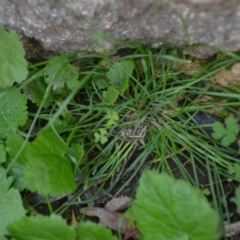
[0,25,240,239]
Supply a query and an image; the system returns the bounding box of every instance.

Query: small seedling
[105,111,119,127]
[212,116,239,147]
[106,60,134,94]
[94,128,108,144]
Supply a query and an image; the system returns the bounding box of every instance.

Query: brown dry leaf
[211,62,240,88]
[104,196,132,212]
[80,207,141,240]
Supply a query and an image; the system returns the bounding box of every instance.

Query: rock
[0,0,239,60]
[193,112,220,135]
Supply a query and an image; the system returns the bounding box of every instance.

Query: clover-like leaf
[226,117,239,135]
[94,129,108,144]
[212,117,239,146]
[105,111,119,127]
[212,122,226,140]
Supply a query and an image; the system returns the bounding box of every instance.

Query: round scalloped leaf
[8,214,75,240]
[133,170,220,240]
[24,153,76,196]
[76,221,117,240]
[0,87,28,138]
[0,26,28,88]
[0,168,25,236]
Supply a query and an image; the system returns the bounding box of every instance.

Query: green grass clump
[0,25,240,239]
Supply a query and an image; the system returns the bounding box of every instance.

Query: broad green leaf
[0,168,25,236]
[106,60,134,93]
[133,171,220,240]
[24,78,54,108]
[6,132,27,190]
[76,221,117,240]
[0,144,6,163]
[6,132,27,165]
[0,26,28,88]
[24,153,76,196]
[45,56,79,93]
[68,143,85,169]
[23,130,76,196]
[231,186,240,214]
[8,214,76,240]
[26,129,68,157]
[0,88,28,138]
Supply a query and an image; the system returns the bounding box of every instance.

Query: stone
[0,0,239,60]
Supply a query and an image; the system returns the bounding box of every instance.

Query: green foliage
[45,56,79,93]
[228,163,240,180]
[5,132,26,190]
[212,116,239,147]
[103,85,119,104]
[0,144,6,163]
[0,26,28,88]
[76,221,117,240]
[68,143,85,168]
[24,78,54,108]
[0,168,25,236]
[94,128,108,144]
[231,186,240,214]
[23,130,76,196]
[0,24,239,239]
[132,170,220,240]
[8,214,76,240]
[0,87,28,138]
[8,215,118,240]
[94,60,134,104]
[105,111,119,127]
[6,170,221,240]
[106,60,134,94]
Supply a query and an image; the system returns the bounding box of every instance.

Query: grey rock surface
[0,0,239,59]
